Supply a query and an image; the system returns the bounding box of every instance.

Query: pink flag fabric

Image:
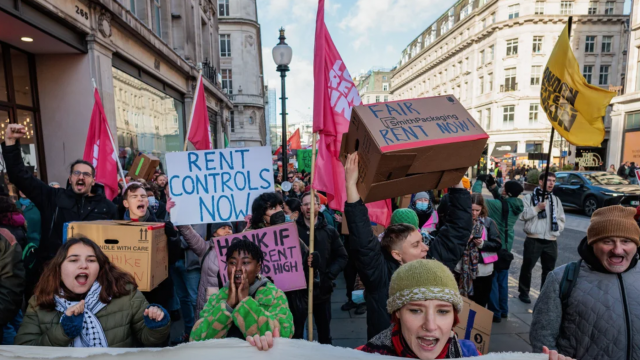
[312,0,391,226]
[83,88,119,201]
[187,74,213,150]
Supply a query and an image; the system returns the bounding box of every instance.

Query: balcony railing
[609,85,623,96]
[500,83,518,92]
[202,59,219,87]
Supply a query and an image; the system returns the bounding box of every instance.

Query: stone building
[218,0,266,148]
[0,0,235,184]
[391,0,628,172]
[356,68,393,105]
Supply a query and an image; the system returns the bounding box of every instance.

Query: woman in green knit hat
[358,259,574,360]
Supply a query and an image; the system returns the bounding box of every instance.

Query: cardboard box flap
[437,168,468,189]
[372,153,417,182]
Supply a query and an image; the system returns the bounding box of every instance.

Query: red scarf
[391,322,455,359]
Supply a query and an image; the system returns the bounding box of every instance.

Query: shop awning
[491,142,518,158]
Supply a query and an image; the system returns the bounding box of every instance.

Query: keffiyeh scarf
[55,281,108,347]
[532,187,559,232]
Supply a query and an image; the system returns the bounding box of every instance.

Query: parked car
[553,171,640,216]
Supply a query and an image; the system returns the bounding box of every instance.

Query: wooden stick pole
[183,71,203,151]
[307,132,318,341]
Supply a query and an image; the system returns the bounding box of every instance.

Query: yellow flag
[541,21,616,147]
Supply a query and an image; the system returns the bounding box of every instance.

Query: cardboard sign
[214,223,306,292]
[297,149,316,173]
[340,96,488,203]
[129,154,160,181]
[166,147,274,225]
[454,297,493,355]
[64,221,168,292]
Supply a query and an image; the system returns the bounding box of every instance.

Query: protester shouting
[531,206,640,360]
[190,239,294,348]
[454,194,501,307]
[0,229,24,344]
[15,238,170,347]
[344,152,472,340]
[478,175,524,323]
[410,192,439,233]
[296,192,347,344]
[518,172,565,304]
[2,124,118,288]
[176,222,233,317]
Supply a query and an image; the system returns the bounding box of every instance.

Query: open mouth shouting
[75,180,86,192]
[416,336,440,352]
[75,272,89,286]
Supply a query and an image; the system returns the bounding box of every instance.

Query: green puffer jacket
[15,284,170,347]
[485,185,524,251]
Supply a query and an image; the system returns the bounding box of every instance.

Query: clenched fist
[5,124,26,146]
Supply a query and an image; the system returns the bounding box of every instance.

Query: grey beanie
[211,222,233,234]
[414,192,430,202]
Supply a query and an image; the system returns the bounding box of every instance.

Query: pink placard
[214,222,306,292]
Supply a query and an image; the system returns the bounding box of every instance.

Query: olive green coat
[15,285,170,347]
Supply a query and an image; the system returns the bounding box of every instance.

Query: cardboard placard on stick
[214,222,306,292]
[340,95,489,203]
[63,221,168,292]
[128,154,160,181]
[165,147,274,225]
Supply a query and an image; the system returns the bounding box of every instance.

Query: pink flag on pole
[312,0,391,226]
[83,89,119,200]
[187,74,213,150]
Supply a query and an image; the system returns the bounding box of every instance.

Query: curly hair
[34,238,137,311]
[250,192,284,229]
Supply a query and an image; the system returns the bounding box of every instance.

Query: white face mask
[148,196,157,206]
[320,205,326,212]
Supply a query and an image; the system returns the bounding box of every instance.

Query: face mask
[320,205,326,212]
[285,214,292,222]
[270,210,286,226]
[148,196,157,206]
[416,202,429,211]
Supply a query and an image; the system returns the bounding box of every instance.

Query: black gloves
[310,251,320,269]
[485,174,496,188]
[164,220,179,238]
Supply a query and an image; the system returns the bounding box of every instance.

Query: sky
[257,0,455,125]
[258,0,632,127]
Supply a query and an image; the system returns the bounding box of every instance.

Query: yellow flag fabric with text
[541,22,616,147]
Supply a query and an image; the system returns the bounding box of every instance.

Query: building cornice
[219,17,260,29]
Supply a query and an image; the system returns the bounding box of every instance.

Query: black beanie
[504,181,524,198]
[211,222,233,234]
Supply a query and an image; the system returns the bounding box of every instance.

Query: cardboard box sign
[63,221,168,292]
[340,96,489,203]
[454,297,493,355]
[129,154,160,181]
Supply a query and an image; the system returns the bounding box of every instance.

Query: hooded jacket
[530,238,640,359]
[1,142,118,265]
[296,212,348,303]
[484,185,524,251]
[344,188,472,340]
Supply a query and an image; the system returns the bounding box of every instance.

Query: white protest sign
[166,147,274,225]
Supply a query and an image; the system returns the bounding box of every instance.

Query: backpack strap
[500,197,509,247]
[201,245,214,268]
[559,259,582,310]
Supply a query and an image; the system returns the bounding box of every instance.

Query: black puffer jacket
[297,212,348,303]
[2,142,118,265]
[345,188,472,340]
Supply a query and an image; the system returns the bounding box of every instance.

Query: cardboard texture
[454,297,493,355]
[340,96,489,203]
[128,154,160,181]
[340,213,385,236]
[64,221,168,292]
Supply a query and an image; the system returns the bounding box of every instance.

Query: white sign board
[166,147,274,225]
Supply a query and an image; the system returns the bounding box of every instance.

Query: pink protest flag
[311,0,391,226]
[186,74,213,150]
[83,88,120,200]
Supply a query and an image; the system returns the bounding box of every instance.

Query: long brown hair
[470,194,489,218]
[34,238,137,311]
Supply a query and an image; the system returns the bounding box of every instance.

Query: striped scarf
[458,219,483,297]
[54,281,108,347]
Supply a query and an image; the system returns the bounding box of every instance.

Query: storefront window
[112,68,184,173]
[0,48,6,102]
[11,49,33,106]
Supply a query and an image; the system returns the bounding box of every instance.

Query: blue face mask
[148,196,158,207]
[416,202,429,211]
[285,214,292,222]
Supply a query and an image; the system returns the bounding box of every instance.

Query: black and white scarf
[532,187,559,232]
[55,281,108,347]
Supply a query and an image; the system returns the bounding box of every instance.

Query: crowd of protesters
[0,123,635,359]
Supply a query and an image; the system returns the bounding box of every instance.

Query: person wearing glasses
[1,124,118,300]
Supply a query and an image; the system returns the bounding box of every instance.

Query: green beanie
[391,208,419,228]
[387,259,463,314]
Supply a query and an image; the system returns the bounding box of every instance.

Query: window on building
[560,1,573,15]
[479,76,484,94]
[504,68,517,91]
[221,69,233,94]
[588,1,598,14]
[503,106,515,127]
[384,95,389,102]
[599,65,610,85]
[485,108,492,129]
[533,36,543,54]
[230,110,235,132]
[529,103,540,124]
[479,50,485,65]
[535,1,545,14]
[506,39,518,56]
[375,95,380,103]
[220,34,231,57]
[585,36,596,53]
[488,73,493,92]
[531,65,542,85]
[218,0,229,16]
[602,36,612,52]
[382,75,388,80]
[383,83,389,91]
[605,1,614,14]
[508,4,520,19]
[492,12,496,23]
[626,112,640,129]
[152,0,162,38]
[636,61,640,91]
[488,45,494,61]
[366,96,370,104]
[583,65,594,84]
[483,18,487,29]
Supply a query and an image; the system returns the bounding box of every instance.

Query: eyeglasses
[72,170,93,178]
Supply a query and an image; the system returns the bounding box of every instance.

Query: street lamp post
[273,28,292,176]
